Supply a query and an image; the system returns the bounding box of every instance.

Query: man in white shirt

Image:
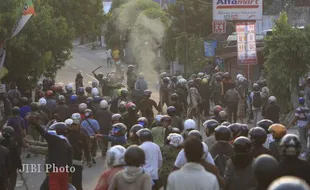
[138,128,163,189]
[106,49,112,67]
[167,137,219,190]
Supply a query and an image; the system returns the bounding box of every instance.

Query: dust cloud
[113,0,167,86]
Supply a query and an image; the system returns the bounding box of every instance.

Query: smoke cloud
[113,0,167,86]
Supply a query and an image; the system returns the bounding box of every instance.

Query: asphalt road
[16,45,300,190]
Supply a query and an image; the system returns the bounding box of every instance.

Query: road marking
[85,73,98,81]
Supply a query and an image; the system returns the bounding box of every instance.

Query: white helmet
[78,103,87,112]
[236,74,243,80]
[106,145,126,167]
[268,96,277,104]
[71,113,81,124]
[100,100,109,109]
[91,88,99,97]
[65,119,73,126]
[154,115,163,125]
[167,133,184,147]
[239,76,246,82]
[184,119,196,130]
[39,98,47,106]
[66,83,73,91]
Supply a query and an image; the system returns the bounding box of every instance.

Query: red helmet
[51,85,63,93]
[46,90,53,97]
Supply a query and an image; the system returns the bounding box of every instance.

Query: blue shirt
[295,106,309,127]
[81,118,100,136]
[102,135,127,146]
[20,106,31,119]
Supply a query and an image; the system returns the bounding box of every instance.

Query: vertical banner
[236,22,257,65]
[204,41,217,57]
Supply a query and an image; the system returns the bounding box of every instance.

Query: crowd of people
[0,63,309,190]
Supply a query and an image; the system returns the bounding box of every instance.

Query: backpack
[252,92,262,108]
[214,153,230,177]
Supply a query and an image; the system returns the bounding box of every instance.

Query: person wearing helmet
[182,119,196,139]
[187,79,202,119]
[91,87,100,98]
[110,88,128,113]
[81,109,100,164]
[19,97,31,119]
[111,113,123,124]
[257,119,274,149]
[95,145,126,190]
[224,82,240,123]
[227,123,242,143]
[6,83,21,107]
[123,102,139,135]
[250,83,263,125]
[75,71,84,91]
[159,77,170,112]
[1,126,23,189]
[52,95,71,122]
[203,119,219,148]
[128,124,144,146]
[236,76,247,124]
[239,123,249,137]
[67,113,91,189]
[260,79,270,107]
[168,137,220,190]
[278,134,310,184]
[158,115,173,145]
[92,96,103,112]
[211,74,224,105]
[209,125,234,177]
[137,128,163,189]
[167,106,184,132]
[45,90,57,112]
[251,154,280,190]
[137,117,148,128]
[118,101,127,117]
[126,65,137,92]
[169,93,184,118]
[69,94,79,115]
[109,145,152,190]
[138,89,160,120]
[135,72,148,94]
[211,105,223,123]
[219,110,228,123]
[224,137,256,190]
[288,97,310,155]
[95,123,127,146]
[175,78,188,113]
[249,127,271,158]
[262,96,281,123]
[268,124,287,161]
[64,83,74,103]
[151,115,165,147]
[159,133,183,189]
[78,103,87,120]
[199,76,211,118]
[268,176,310,190]
[168,76,178,102]
[85,86,93,97]
[27,102,49,140]
[27,117,73,190]
[77,87,87,104]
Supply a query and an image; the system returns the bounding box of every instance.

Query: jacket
[263,103,281,123]
[224,89,240,107]
[135,79,148,93]
[167,162,219,190]
[67,130,91,162]
[170,116,183,132]
[250,144,271,158]
[109,166,152,190]
[95,109,113,135]
[210,141,234,159]
[0,145,11,180]
[187,87,202,108]
[151,126,165,147]
[52,104,71,122]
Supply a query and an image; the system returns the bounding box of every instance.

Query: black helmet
[30,102,39,111]
[249,127,267,144]
[85,86,92,93]
[111,114,123,124]
[2,126,15,138]
[233,136,252,155]
[118,102,127,113]
[170,93,179,101]
[111,123,127,136]
[228,123,242,139]
[253,154,279,188]
[137,128,153,141]
[215,125,231,141]
[188,130,202,141]
[21,97,28,105]
[253,83,260,91]
[167,106,176,116]
[257,119,274,133]
[143,89,152,97]
[12,106,20,116]
[280,134,301,157]
[268,176,310,190]
[125,145,145,167]
[240,124,249,137]
[203,119,219,131]
[163,77,170,84]
[121,89,129,97]
[130,124,144,136]
[137,117,148,128]
[171,76,178,83]
[221,121,230,126]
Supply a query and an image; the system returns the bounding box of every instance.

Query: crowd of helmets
[2,67,310,190]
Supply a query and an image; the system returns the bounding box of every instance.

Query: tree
[263,12,310,123]
[1,1,74,89]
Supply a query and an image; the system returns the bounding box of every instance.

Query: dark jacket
[210,141,234,159]
[123,112,139,134]
[67,130,91,162]
[31,122,73,169]
[170,116,184,131]
[0,145,11,180]
[69,104,79,115]
[269,140,281,161]
[95,109,113,135]
[263,103,281,123]
[0,138,22,170]
[52,104,71,122]
[250,144,272,158]
[41,106,52,121]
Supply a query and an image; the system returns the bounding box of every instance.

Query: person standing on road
[288,97,309,156]
[224,83,240,123]
[250,83,263,125]
[112,47,120,63]
[106,48,112,67]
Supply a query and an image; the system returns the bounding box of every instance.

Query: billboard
[213,0,263,20]
[204,41,217,57]
[236,22,257,65]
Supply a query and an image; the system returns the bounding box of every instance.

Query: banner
[204,41,217,57]
[11,0,35,38]
[236,22,257,65]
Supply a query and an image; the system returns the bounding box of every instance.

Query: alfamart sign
[213,0,263,20]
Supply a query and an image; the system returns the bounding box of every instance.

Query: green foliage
[263,12,310,112]
[2,3,74,86]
